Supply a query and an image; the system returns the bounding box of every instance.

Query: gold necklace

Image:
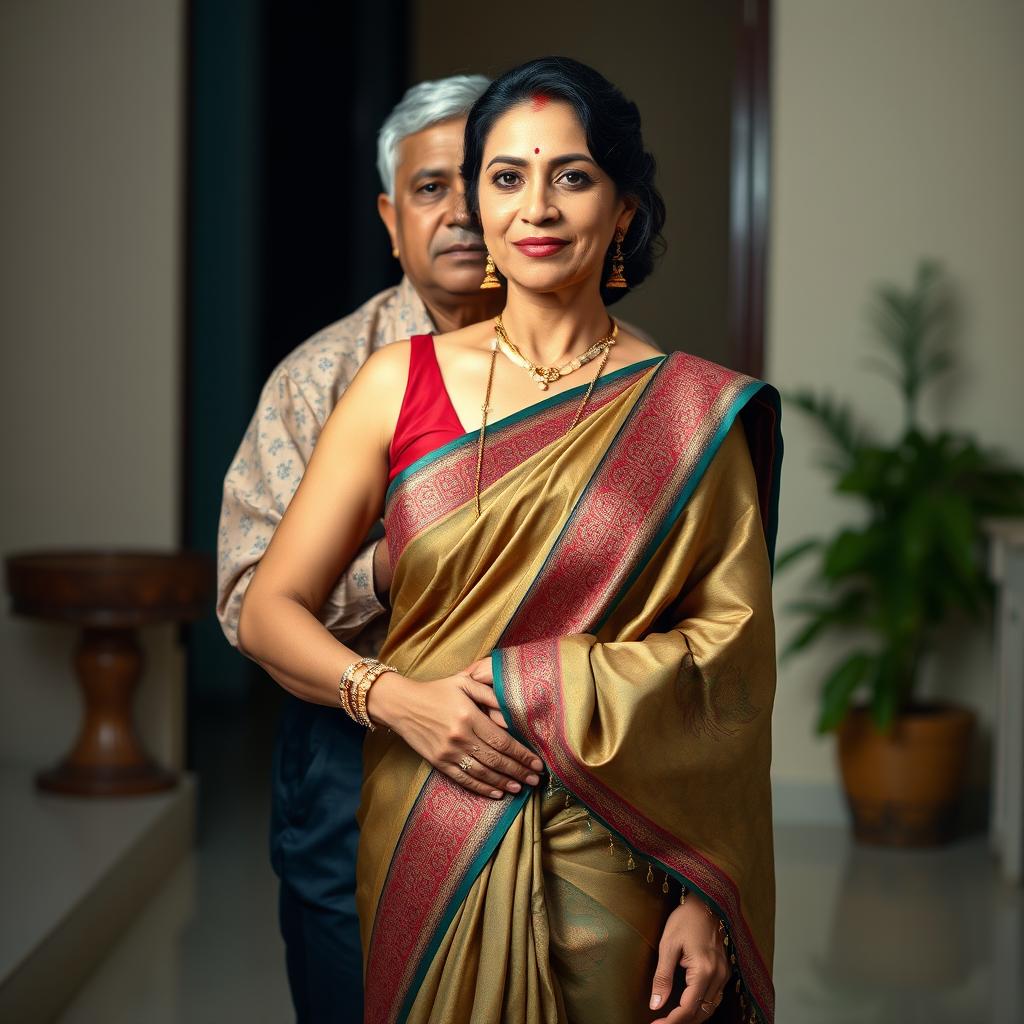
[493,315,618,390]
[473,337,613,519]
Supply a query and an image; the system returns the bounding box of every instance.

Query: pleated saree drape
[356,351,783,1024]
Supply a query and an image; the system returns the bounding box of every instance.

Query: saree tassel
[661,872,670,894]
[564,792,572,809]
[679,884,687,905]
[646,864,654,884]
[607,833,615,856]
[626,851,635,871]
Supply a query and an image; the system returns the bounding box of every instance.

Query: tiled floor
[58,689,1023,1024]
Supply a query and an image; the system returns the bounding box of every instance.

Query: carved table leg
[36,626,177,796]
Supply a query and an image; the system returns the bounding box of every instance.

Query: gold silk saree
[356,351,783,1024]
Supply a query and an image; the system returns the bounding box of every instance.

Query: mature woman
[239,57,781,1024]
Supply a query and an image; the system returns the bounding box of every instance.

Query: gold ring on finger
[458,755,473,772]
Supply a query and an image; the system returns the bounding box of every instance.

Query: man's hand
[649,901,730,1022]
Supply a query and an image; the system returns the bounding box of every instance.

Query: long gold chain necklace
[473,321,615,518]
[493,314,618,390]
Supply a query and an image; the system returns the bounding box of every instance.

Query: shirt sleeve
[216,368,388,649]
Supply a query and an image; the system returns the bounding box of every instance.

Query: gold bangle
[338,676,352,720]
[339,657,372,723]
[358,660,398,730]
[338,663,358,721]
[341,671,360,722]
[355,667,373,729]
[353,660,376,728]
[339,658,399,731]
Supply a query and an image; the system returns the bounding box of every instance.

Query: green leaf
[816,651,873,734]
[931,494,976,583]
[781,390,866,459]
[782,619,830,662]
[782,590,867,660]
[900,496,935,571]
[823,529,876,579]
[774,538,821,574]
[869,662,901,733]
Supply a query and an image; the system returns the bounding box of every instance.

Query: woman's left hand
[649,900,730,1022]
[464,657,512,728]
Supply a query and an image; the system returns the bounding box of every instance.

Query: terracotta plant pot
[836,701,975,847]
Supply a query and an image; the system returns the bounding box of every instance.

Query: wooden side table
[4,550,213,796]
[984,519,1024,885]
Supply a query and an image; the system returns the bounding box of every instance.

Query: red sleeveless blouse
[387,335,466,484]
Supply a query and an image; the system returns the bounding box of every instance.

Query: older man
[217,75,499,1022]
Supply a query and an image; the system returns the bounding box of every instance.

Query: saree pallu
[356,351,783,1024]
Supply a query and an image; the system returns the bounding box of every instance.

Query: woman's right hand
[366,668,545,799]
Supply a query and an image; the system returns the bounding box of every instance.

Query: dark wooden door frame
[729,0,771,378]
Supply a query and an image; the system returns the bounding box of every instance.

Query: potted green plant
[778,259,1024,846]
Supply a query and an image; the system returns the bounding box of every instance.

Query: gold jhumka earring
[604,226,628,288]
[480,251,501,289]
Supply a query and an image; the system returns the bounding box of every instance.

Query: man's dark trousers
[271,693,365,1024]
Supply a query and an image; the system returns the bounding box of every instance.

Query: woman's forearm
[238,577,544,797]
[238,589,370,709]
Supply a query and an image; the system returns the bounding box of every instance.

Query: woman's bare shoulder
[321,340,412,448]
[355,338,413,387]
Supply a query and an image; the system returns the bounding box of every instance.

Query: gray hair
[377,74,491,199]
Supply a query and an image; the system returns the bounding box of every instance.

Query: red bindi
[534,147,540,154]
[530,92,550,112]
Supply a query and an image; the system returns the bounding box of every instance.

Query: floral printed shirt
[216,276,434,653]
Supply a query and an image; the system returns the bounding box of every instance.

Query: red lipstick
[513,236,569,258]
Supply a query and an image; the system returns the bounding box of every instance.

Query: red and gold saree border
[494,638,775,1024]
[363,774,529,1024]
[498,353,769,645]
[382,357,663,567]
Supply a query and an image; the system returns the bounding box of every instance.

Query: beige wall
[768,0,1024,796]
[0,0,185,768]
[414,0,738,364]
